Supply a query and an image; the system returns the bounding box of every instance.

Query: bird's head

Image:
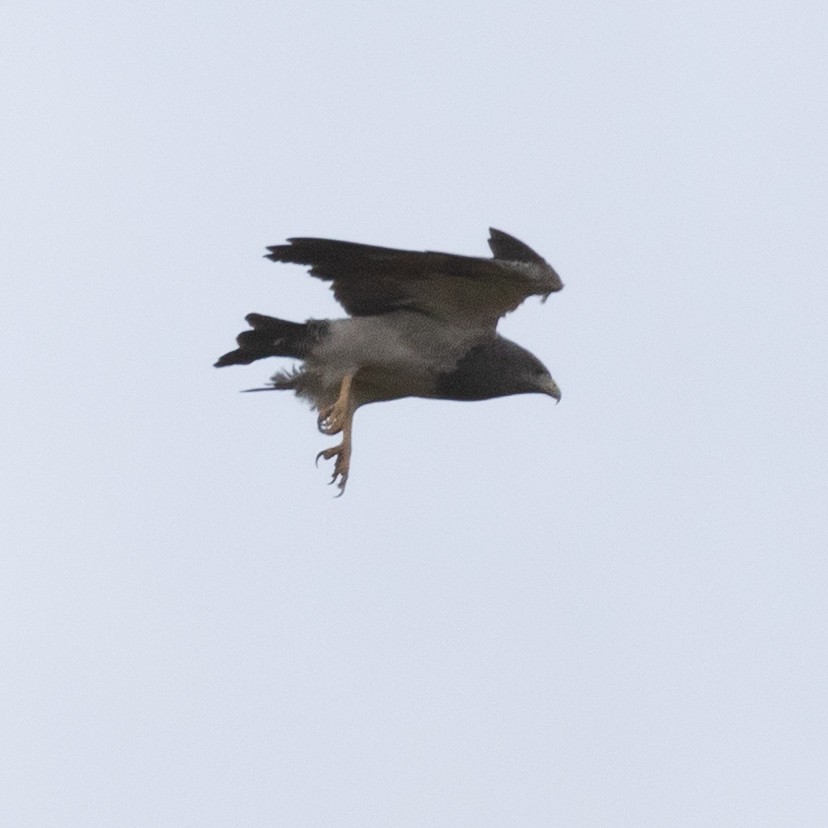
[436,338,561,403]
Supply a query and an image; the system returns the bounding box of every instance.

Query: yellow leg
[317,372,354,435]
[315,373,355,495]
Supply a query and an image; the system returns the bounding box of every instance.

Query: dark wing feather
[264,228,562,328]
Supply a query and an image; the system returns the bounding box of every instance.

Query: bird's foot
[317,400,350,435]
[315,440,351,496]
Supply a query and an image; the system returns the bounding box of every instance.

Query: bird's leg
[317,372,354,436]
[315,372,356,495]
[315,410,353,496]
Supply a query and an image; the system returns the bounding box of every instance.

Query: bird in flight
[215,228,563,495]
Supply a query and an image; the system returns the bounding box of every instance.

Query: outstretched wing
[264,228,562,329]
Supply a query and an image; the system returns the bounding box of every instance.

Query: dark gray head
[435,337,560,403]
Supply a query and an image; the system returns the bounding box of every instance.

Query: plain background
[3,1,827,825]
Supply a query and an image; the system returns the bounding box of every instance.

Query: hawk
[215,228,563,494]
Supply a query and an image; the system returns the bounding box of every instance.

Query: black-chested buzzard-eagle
[215,228,563,494]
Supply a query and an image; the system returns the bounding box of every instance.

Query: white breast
[308,312,484,403]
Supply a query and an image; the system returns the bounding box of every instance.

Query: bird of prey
[215,228,563,494]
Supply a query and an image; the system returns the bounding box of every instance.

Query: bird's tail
[214,313,322,367]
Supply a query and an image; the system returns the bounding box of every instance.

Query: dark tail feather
[214,313,320,367]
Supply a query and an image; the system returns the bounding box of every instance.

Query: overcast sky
[3,1,828,825]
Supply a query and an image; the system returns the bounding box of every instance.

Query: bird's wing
[264,228,562,329]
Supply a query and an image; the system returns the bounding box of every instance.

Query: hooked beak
[541,376,561,403]
[541,265,564,301]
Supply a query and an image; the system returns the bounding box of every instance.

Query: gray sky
[3,1,828,825]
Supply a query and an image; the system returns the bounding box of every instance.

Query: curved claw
[315,445,349,495]
[332,474,348,497]
[318,422,341,436]
[317,409,345,435]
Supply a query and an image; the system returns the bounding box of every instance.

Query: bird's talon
[317,401,349,435]
[315,441,351,494]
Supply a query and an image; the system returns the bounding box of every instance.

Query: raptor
[215,228,563,494]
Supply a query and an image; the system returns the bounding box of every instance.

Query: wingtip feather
[487,228,546,264]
